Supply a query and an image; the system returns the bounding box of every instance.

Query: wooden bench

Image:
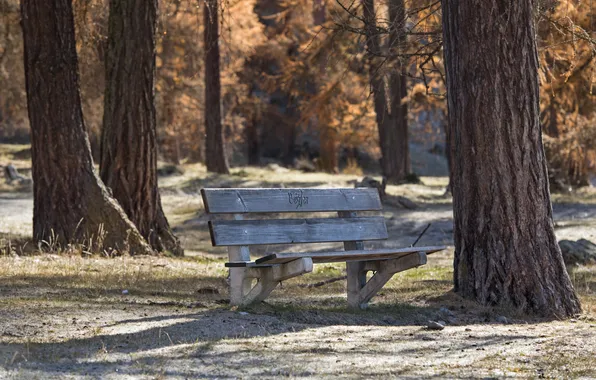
[201,188,445,309]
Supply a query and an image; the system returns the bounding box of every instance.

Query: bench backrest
[201,188,387,247]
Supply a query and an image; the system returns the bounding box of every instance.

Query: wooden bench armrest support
[230,258,314,306]
[353,252,427,308]
[362,251,427,273]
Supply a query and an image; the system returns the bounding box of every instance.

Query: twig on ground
[298,275,348,288]
[412,223,431,247]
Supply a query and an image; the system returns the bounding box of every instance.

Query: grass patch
[551,187,596,204]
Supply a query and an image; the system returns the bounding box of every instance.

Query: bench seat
[225,246,445,267]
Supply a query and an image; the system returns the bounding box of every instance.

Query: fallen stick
[298,275,348,288]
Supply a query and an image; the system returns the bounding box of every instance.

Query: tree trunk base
[148,206,183,256]
[34,168,153,256]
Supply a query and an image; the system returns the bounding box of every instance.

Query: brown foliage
[0,0,594,183]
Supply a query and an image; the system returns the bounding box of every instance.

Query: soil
[0,269,594,379]
[0,167,595,378]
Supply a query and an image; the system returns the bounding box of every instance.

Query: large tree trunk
[100,0,182,255]
[204,0,230,174]
[442,0,580,317]
[362,0,409,183]
[21,0,152,255]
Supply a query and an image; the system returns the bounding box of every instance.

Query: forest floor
[0,143,595,379]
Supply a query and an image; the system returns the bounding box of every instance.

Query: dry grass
[0,250,593,318]
[551,186,596,204]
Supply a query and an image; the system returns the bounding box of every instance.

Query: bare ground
[1,146,595,378]
[0,254,594,379]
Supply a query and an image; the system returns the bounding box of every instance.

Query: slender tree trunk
[313,0,326,25]
[387,0,410,181]
[204,0,230,174]
[442,0,580,317]
[246,113,260,165]
[546,100,559,138]
[362,0,409,183]
[312,3,338,173]
[245,93,261,165]
[20,0,152,255]
[100,0,182,255]
[283,109,298,166]
[318,118,339,173]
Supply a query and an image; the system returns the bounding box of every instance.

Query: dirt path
[0,193,32,236]
[0,296,594,379]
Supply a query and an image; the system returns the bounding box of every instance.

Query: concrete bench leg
[229,258,313,306]
[347,262,367,308]
[347,252,427,309]
[229,267,255,306]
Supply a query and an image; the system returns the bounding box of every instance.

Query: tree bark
[318,121,339,173]
[21,0,152,255]
[204,0,230,174]
[442,0,580,317]
[362,0,410,183]
[245,92,261,165]
[387,0,410,181]
[312,3,338,174]
[100,0,183,255]
[313,0,326,26]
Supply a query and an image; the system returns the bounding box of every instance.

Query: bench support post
[229,256,314,306]
[227,208,315,307]
[347,262,367,308]
[339,211,367,308]
[349,252,427,308]
[228,214,255,306]
[228,245,253,306]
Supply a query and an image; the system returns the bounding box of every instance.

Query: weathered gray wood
[241,269,278,305]
[243,258,313,281]
[231,259,313,305]
[357,252,428,305]
[340,211,368,309]
[254,246,445,264]
[209,217,388,246]
[379,251,427,275]
[272,258,313,281]
[229,267,252,306]
[244,267,265,278]
[228,214,253,305]
[201,188,382,214]
[204,186,445,307]
[347,261,366,308]
[358,271,393,306]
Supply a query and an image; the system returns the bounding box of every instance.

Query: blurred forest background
[0,0,594,186]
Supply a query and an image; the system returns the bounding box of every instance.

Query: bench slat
[201,188,382,214]
[209,217,388,246]
[254,246,446,264]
